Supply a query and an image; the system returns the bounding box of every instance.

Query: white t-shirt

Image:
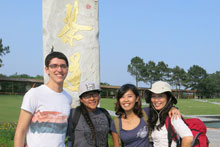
[21,85,72,147]
[152,117,193,147]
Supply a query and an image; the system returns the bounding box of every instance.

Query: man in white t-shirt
[14,50,72,147]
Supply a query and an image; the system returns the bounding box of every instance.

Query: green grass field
[0,95,220,146]
[175,99,220,115]
[100,97,220,115]
[0,95,23,122]
[206,99,220,103]
[1,95,220,122]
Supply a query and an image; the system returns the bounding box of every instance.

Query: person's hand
[168,106,181,120]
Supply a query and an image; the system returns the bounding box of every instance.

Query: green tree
[155,61,170,81]
[198,71,220,98]
[186,65,207,90]
[171,66,186,98]
[127,56,145,87]
[140,63,150,87]
[10,73,32,79]
[147,61,157,87]
[171,66,186,89]
[209,71,220,98]
[141,60,156,87]
[141,60,170,87]
[34,75,43,80]
[100,82,110,86]
[0,38,10,67]
[0,73,7,78]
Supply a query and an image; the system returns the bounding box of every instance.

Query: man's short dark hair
[45,51,69,67]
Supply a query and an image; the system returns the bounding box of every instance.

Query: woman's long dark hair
[115,84,142,118]
[79,103,97,147]
[148,92,175,131]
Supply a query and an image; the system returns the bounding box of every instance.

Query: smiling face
[45,57,68,86]
[80,91,100,112]
[119,89,139,113]
[151,93,168,111]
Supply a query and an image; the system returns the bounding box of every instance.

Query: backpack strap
[141,109,152,142]
[71,106,81,146]
[166,117,174,147]
[114,117,120,135]
[99,107,112,132]
[98,107,112,147]
[165,117,181,147]
[113,117,123,146]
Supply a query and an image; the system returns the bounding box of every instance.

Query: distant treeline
[0,73,43,94]
[1,58,220,99]
[0,73,43,80]
[127,56,220,98]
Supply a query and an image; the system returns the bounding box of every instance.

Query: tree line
[127,56,220,98]
[0,73,43,94]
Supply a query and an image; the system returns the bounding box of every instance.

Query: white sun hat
[145,81,177,104]
[149,81,172,93]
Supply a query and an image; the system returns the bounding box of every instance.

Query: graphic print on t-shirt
[137,126,148,138]
[83,116,109,146]
[30,110,68,134]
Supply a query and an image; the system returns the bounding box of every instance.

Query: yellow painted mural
[64,52,81,91]
[58,0,93,47]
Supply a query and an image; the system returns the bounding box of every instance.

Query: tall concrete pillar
[42,0,100,107]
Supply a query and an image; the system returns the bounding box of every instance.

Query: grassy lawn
[1,95,220,122]
[175,99,220,115]
[100,98,116,111]
[0,95,220,146]
[101,98,220,115]
[206,98,220,103]
[0,95,23,122]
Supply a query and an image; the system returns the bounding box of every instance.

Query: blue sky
[0,0,220,87]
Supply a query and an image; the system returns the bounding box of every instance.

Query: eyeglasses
[48,64,68,69]
[82,93,99,99]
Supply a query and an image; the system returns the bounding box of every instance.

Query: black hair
[79,103,97,147]
[115,84,142,118]
[45,49,69,67]
[148,92,175,131]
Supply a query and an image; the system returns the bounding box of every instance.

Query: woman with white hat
[145,81,193,147]
[111,83,181,147]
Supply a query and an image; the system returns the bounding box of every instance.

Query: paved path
[207,128,220,147]
[194,99,220,106]
[182,114,220,122]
